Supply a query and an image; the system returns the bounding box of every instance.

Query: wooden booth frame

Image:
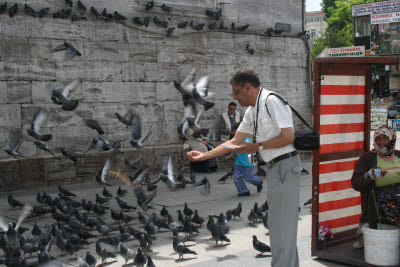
[311,56,399,266]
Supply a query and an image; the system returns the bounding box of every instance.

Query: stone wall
[0,0,310,191]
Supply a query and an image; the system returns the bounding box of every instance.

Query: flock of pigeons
[2,177,280,267]
[0,0,295,55]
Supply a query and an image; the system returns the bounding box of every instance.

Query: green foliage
[312,0,385,58]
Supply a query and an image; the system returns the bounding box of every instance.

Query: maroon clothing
[351,150,400,229]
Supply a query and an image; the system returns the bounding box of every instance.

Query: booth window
[354,16,371,49]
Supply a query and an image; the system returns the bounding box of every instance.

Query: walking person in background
[220,102,241,141]
[187,70,301,267]
[225,123,263,196]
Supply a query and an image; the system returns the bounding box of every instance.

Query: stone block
[56,61,122,81]
[122,62,179,82]
[93,23,127,42]
[0,37,30,59]
[0,16,42,38]
[84,41,129,62]
[39,19,96,40]
[7,81,32,104]
[82,82,155,103]
[128,43,157,63]
[0,104,21,127]
[0,59,56,81]
[0,82,7,104]
[156,82,181,101]
[29,38,52,60]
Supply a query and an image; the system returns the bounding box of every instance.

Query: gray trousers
[262,154,301,267]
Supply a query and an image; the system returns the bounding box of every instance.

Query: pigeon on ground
[96,241,117,263]
[77,256,90,267]
[183,203,193,218]
[7,194,24,209]
[116,197,136,211]
[168,214,181,231]
[85,251,97,267]
[173,237,197,260]
[133,247,147,267]
[58,186,76,197]
[192,210,204,227]
[304,198,312,206]
[252,235,271,256]
[119,242,135,265]
[51,80,79,111]
[160,205,169,220]
[301,168,309,175]
[102,187,112,198]
[51,41,82,60]
[96,194,110,205]
[248,209,257,224]
[217,167,234,183]
[117,186,127,197]
[4,128,25,157]
[210,223,230,246]
[27,108,52,141]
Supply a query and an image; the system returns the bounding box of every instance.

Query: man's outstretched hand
[187,150,207,162]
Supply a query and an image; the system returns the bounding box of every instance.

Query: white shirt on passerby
[237,88,296,163]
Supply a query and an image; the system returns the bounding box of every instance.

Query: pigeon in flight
[133,185,157,213]
[96,158,112,186]
[159,155,177,190]
[115,109,134,127]
[34,140,55,157]
[129,113,152,149]
[84,137,110,156]
[82,118,105,135]
[59,147,77,162]
[199,178,210,196]
[4,128,25,157]
[51,80,79,111]
[51,41,82,60]
[27,108,52,141]
[123,155,143,169]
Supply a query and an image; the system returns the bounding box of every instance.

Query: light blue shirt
[235,138,254,167]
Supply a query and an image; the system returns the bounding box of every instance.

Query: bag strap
[266,92,318,133]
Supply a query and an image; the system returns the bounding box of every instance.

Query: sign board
[352,0,400,17]
[327,46,365,57]
[371,11,400,24]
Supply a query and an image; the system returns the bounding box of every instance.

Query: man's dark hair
[230,70,261,88]
[228,102,236,107]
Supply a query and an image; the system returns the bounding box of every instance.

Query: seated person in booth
[225,123,263,196]
[351,126,400,229]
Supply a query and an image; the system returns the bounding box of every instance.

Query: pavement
[0,158,347,267]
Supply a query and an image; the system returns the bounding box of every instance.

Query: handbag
[266,92,319,151]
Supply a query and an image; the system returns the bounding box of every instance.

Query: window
[311,29,316,38]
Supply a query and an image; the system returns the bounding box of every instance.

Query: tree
[312,0,385,58]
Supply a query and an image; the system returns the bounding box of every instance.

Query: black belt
[266,151,298,167]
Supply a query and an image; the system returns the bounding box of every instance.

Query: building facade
[305,11,327,41]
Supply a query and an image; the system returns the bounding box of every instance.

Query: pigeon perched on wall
[178,21,188,29]
[37,7,49,18]
[9,3,18,17]
[161,3,172,12]
[0,2,8,14]
[145,1,154,11]
[247,44,255,55]
[24,4,37,17]
[143,16,151,27]
[51,41,82,60]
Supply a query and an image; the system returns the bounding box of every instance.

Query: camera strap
[253,88,264,143]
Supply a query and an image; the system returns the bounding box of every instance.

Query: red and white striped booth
[311,57,399,266]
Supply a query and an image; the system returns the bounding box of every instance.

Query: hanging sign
[327,46,365,57]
